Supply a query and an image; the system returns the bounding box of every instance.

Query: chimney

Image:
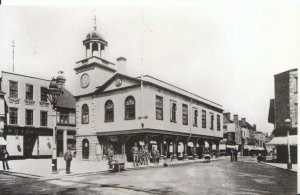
[116,57,126,75]
[241,118,246,122]
[253,124,256,131]
[223,112,231,120]
[233,114,239,125]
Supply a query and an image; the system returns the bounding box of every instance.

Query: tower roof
[85,30,105,40]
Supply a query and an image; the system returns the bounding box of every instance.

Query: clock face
[80,74,90,88]
[115,78,122,87]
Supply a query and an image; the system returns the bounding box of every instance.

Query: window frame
[202,110,206,128]
[210,113,214,130]
[9,80,18,98]
[81,104,89,124]
[170,100,177,123]
[25,109,33,126]
[193,108,198,127]
[40,111,48,126]
[217,114,221,131]
[125,96,135,120]
[155,96,163,120]
[9,107,18,125]
[105,100,114,122]
[25,84,33,100]
[40,87,48,102]
[182,104,188,125]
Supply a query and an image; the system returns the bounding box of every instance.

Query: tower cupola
[83,16,108,59]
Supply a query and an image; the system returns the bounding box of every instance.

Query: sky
[0,0,299,133]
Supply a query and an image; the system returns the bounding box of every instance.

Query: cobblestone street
[0,157,296,194]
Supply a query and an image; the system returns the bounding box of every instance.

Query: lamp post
[284,118,292,170]
[47,71,66,173]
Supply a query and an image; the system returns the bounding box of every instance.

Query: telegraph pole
[12,41,15,72]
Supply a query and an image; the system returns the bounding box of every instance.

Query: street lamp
[47,71,66,173]
[284,118,292,170]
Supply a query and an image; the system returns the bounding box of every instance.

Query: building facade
[75,26,224,161]
[1,71,76,158]
[268,68,298,163]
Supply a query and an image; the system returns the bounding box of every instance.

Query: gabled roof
[56,87,75,109]
[239,120,253,129]
[94,73,223,111]
[223,115,233,124]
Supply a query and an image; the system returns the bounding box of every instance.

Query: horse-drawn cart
[108,154,126,172]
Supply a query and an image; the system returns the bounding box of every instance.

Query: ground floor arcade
[76,129,222,161]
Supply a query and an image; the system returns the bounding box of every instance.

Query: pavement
[260,162,298,172]
[1,156,297,180]
[0,156,224,179]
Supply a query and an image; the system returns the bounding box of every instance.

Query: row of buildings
[0,23,268,161]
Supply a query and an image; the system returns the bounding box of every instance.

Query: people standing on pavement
[143,145,149,165]
[233,149,238,162]
[107,144,115,168]
[139,147,144,165]
[230,149,234,162]
[63,147,72,174]
[2,149,9,170]
[131,143,139,167]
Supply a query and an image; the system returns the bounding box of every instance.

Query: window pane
[26,110,33,125]
[41,87,48,102]
[156,96,163,120]
[125,97,135,120]
[9,81,18,98]
[26,85,33,100]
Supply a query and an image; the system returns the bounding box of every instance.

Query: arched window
[125,96,135,120]
[105,100,114,122]
[82,104,89,124]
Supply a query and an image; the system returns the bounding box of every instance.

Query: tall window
[193,108,198,127]
[125,96,135,120]
[105,100,114,122]
[156,96,163,120]
[170,101,177,122]
[210,113,214,130]
[9,108,18,125]
[202,110,206,128]
[9,81,18,98]
[217,115,221,131]
[40,111,48,126]
[82,104,89,124]
[26,109,33,126]
[40,87,48,102]
[26,84,33,100]
[182,104,188,125]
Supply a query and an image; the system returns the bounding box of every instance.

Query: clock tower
[74,19,116,97]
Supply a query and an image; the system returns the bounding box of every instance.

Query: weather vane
[12,40,15,72]
[93,15,97,30]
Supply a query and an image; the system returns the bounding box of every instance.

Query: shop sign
[227,132,235,145]
[6,128,52,136]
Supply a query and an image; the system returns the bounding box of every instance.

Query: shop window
[182,104,188,125]
[40,111,48,126]
[156,96,163,120]
[82,104,89,124]
[26,84,33,100]
[105,100,114,122]
[9,81,18,98]
[9,108,18,125]
[26,109,33,126]
[125,96,135,120]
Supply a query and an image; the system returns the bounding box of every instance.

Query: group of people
[230,148,238,162]
[131,143,160,167]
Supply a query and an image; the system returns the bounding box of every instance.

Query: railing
[24,99,35,105]
[8,97,20,104]
[39,101,50,107]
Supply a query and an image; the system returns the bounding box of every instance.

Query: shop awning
[0,137,8,145]
[266,136,297,146]
[244,145,265,151]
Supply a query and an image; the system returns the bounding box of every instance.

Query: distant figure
[233,149,238,162]
[63,147,73,174]
[152,148,160,164]
[131,143,139,167]
[107,145,115,168]
[2,149,9,170]
[143,145,150,166]
[230,149,234,162]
